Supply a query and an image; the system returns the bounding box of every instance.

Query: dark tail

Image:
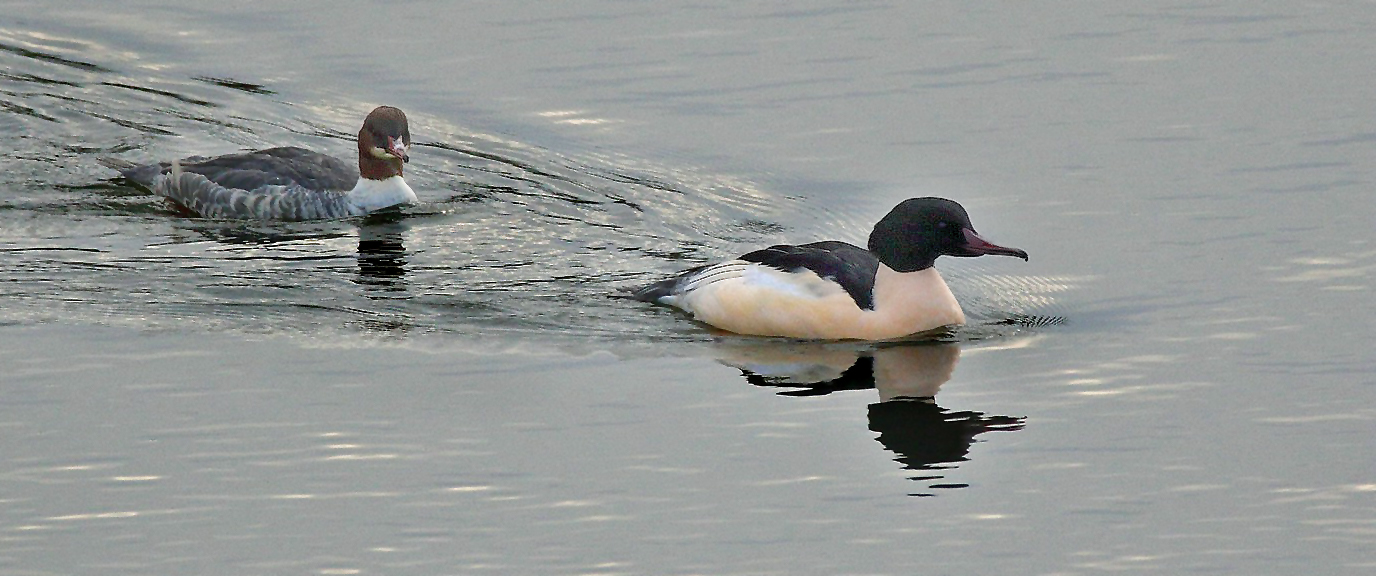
[97,157,167,188]
[620,277,683,303]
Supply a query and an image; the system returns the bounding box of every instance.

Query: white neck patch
[348,175,418,212]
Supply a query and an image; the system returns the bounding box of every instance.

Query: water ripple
[0,26,1064,352]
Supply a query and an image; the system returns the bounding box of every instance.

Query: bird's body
[102,106,416,221]
[632,197,1027,340]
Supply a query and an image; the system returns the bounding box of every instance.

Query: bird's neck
[359,153,403,181]
[870,264,965,332]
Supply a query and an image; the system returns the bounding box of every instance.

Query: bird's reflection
[348,218,418,337]
[355,219,409,292]
[170,219,353,246]
[716,340,1024,496]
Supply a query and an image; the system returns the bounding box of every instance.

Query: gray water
[2,1,1373,574]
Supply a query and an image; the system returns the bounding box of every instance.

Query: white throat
[868,264,965,336]
[348,175,417,212]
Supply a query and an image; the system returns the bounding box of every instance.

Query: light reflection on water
[0,25,1064,349]
[5,2,1374,575]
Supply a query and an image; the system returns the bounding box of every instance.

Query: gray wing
[627,260,750,303]
[104,147,359,192]
[156,169,364,221]
[103,147,365,221]
[179,147,359,192]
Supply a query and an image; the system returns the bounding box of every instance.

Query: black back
[740,240,881,310]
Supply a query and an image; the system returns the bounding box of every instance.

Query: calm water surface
[2,1,1373,574]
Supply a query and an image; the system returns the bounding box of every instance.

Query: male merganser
[101,106,417,221]
[631,197,1028,340]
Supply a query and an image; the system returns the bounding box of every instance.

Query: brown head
[357,106,411,180]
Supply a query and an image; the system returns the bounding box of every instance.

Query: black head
[867,197,1028,272]
[358,106,411,179]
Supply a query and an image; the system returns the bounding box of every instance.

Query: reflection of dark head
[868,399,1024,491]
[356,227,407,287]
[731,341,1025,496]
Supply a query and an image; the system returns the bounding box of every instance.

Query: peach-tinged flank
[674,263,964,340]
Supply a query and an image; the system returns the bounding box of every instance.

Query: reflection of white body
[872,344,959,402]
[666,263,964,340]
[715,341,873,384]
[715,340,961,400]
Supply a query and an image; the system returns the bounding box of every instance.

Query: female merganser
[631,197,1029,340]
[102,106,417,221]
